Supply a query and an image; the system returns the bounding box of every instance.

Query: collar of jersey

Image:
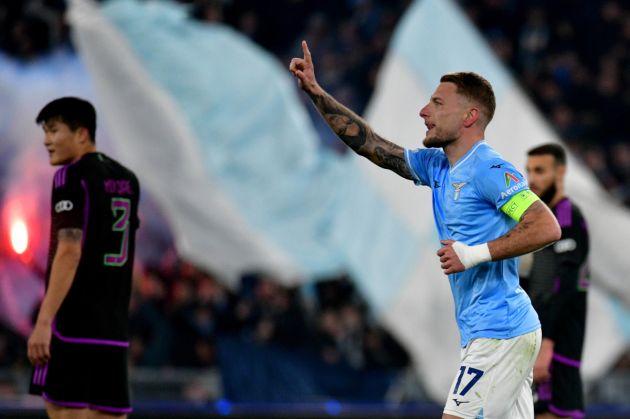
[449,139,487,174]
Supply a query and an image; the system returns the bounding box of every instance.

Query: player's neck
[548,179,566,207]
[549,191,566,208]
[444,135,484,167]
[70,145,98,163]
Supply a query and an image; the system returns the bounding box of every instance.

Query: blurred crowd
[1,249,410,398]
[1,0,630,400]
[127,249,408,372]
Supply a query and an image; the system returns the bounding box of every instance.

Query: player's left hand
[437,240,465,274]
[533,338,554,384]
[27,323,52,366]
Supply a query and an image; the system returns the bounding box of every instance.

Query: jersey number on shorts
[453,366,484,396]
[104,197,131,267]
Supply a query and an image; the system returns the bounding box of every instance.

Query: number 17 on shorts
[443,330,541,419]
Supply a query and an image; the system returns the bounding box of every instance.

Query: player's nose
[419,104,430,119]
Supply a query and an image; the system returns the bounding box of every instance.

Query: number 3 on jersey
[104,198,131,267]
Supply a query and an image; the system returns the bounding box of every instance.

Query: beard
[423,133,456,148]
[537,181,557,205]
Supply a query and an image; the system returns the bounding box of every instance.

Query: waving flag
[69,0,422,311]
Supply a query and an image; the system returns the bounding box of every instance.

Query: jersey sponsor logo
[554,238,577,253]
[500,181,527,200]
[490,163,504,169]
[452,399,470,406]
[452,182,467,200]
[504,171,520,187]
[54,200,74,213]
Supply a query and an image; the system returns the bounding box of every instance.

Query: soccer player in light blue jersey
[290,41,561,419]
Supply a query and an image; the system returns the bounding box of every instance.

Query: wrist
[36,317,53,327]
[306,84,324,98]
[452,242,491,269]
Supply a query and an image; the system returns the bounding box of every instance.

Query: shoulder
[101,153,138,178]
[52,162,82,189]
[406,147,447,167]
[555,197,586,228]
[470,143,514,171]
[469,145,520,182]
[407,147,445,159]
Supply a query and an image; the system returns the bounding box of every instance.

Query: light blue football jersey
[404,140,540,347]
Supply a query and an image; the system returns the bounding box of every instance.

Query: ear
[463,108,480,128]
[556,163,567,178]
[76,127,90,145]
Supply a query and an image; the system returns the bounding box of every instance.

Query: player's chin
[49,155,64,166]
[423,134,455,148]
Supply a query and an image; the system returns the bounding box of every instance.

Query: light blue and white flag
[69,0,420,316]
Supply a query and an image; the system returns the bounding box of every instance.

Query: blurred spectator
[0,321,26,367]
[129,268,172,366]
[610,142,630,205]
[518,7,549,74]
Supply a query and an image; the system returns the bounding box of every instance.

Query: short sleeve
[553,205,588,268]
[51,166,85,230]
[475,158,530,209]
[404,148,443,186]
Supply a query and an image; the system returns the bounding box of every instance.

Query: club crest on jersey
[55,200,74,213]
[504,172,520,187]
[452,182,467,200]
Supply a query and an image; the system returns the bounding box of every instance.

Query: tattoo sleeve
[58,228,83,242]
[308,90,414,180]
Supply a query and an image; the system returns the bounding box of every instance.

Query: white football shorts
[443,328,542,419]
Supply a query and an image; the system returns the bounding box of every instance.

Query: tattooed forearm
[309,90,413,180]
[310,92,367,152]
[58,228,83,242]
[489,201,560,260]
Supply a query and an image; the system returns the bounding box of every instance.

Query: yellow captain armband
[500,189,540,222]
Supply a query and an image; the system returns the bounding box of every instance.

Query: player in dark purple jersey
[523,144,589,419]
[28,97,140,419]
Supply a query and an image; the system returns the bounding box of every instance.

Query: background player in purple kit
[28,97,140,419]
[523,144,589,419]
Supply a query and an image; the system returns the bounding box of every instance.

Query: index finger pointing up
[302,40,312,63]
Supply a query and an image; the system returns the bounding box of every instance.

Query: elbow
[547,218,562,244]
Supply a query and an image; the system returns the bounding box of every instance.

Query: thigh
[42,335,91,406]
[87,410,127,419]
[485,329,541,419]
[46,401,88,419]
[40,335,131,414]
[510,369,534,419]
[87,344,131,413]
[444,329,541,419]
